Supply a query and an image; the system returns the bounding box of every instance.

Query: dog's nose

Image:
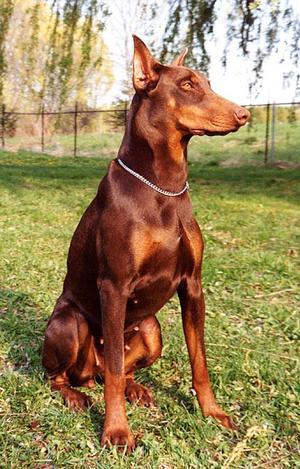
[234,107,250,126]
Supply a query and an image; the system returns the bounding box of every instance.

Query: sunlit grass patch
[0,151,299,467]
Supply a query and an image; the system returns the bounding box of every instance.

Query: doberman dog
[42,36,250,452]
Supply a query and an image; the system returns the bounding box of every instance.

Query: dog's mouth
[205,128,239,136]
[192,125,239,137]
[192,129,206,136]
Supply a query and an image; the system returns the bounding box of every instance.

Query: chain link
[117,159,189,197]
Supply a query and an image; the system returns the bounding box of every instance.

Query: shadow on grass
[0,152,299,203]
[0,163,108,190]
[0,289,46,373]
[188,165,300,205]
[141,368,196,413]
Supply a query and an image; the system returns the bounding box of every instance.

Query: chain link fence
[1,102,299,167]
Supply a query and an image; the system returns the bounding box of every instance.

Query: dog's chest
[131,216,201,285]
[131,225,180,269]
[131,213,201,268]
[125,219,202,319]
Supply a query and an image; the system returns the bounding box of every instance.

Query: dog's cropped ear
[172,47,188,67]
[132,35,163,93]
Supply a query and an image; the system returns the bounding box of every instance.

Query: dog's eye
[181,81,193,90]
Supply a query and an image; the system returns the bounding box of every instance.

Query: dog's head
[132,35,250,136]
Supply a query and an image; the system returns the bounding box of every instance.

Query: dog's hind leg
[42,303,93,410]
[124,316,162,406]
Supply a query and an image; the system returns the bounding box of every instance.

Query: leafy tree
[44,0,110,107]
[3,0,112,110]
[0,0,14,105]
[107,0,158,101]
[105,0,159,130]
[160,0,300,97]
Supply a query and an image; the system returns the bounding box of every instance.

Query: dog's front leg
[178,278,235,429]
[99,280,135,452]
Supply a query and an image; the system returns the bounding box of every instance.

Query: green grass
[188,121,300,165]
[0,151,299,468]
[5,120,300,165]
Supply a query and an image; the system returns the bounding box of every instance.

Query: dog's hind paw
[125,380,154,407]
[62,388,92,410]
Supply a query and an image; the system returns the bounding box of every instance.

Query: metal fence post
[74,101,78,157]
[1,104,5,148]
[41,104,45,153]
[124,101,128,127]
[264,103,270,165]
[270,102,276,162]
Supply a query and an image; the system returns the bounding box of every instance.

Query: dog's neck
[117,94,189,192]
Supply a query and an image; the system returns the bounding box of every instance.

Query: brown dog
[42,36,250,452]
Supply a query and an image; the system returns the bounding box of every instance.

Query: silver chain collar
[117,158,189,197]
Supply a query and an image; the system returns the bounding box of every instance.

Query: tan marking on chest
[131,227,178,267]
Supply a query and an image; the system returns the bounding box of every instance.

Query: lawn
[0,151,299,468]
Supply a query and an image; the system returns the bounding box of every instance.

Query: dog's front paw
[101,426,135,453]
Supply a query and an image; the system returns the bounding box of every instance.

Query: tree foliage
[2,0,112,110]
[45,0,109,106]
[107,0,158,101]
[161,0,217,71]
[0,0,14,104]
[160,0,300,96]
